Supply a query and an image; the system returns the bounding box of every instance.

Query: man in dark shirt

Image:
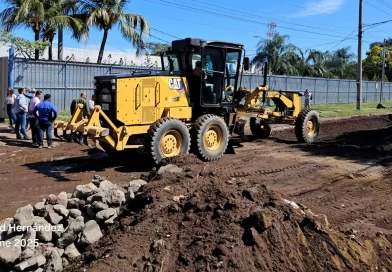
[33,94,58,149]
[70,92,90,144]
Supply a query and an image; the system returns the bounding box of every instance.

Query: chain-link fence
[9,58,392,112]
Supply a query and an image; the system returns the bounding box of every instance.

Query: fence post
[8,46,15,88]
[63,62,67,111]
[337,80,340,103]
[348,81,351,103]
[326,79,329,103]
[285,76,288,91]
[313,79,316,104]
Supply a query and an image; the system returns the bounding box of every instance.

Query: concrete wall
[0,44,161,67]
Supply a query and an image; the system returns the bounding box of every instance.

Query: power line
[328,28,358,51]
[186,0,352,34]
[364,0,392,17]
[375,0,392,10]
[150,27,181,40]
[146,0,363,40]
[136,10,360,43]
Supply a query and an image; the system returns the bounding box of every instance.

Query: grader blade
[53,104,90,142]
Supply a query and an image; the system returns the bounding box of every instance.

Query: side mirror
[243,57,250,71]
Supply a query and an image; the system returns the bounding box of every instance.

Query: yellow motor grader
[54,38,320,164]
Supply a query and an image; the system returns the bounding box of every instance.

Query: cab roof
[171,38,244,51]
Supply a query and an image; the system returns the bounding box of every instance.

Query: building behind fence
[1,57,391,118]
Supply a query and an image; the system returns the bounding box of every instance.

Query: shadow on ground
[292,125,392,174]
[22,148,155,182]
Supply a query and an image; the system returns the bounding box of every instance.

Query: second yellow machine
[55,38,321,164]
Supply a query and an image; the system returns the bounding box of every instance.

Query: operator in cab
[190,60,215,104]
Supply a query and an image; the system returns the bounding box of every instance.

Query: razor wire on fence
[11,58,392,111]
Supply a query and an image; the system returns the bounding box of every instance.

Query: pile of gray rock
[0,175,147,272]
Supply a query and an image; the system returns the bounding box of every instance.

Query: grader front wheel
[295,109,320,144]
[148,117,191,164]
[193,114,229,161]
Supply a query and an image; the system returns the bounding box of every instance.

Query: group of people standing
[4,87,58,148]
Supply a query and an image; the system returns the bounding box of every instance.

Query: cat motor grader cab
[54,37,320,164]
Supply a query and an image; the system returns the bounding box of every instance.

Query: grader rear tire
[295,109,320,144]
[148,117,190,164]
[192,114,229,161]
[250,117,272,138]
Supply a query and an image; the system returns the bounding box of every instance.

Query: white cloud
[292,0,345,17]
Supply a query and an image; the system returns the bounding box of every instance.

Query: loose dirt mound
[64,157,392,272]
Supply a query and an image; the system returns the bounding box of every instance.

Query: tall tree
[252,34,304,76]
[144,42,170,55]
[0,0,82,60]
[78,0,150,64]
[40,0,83,60]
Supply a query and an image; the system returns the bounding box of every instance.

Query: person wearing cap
[33,94,58,149]
[28,90,42,146]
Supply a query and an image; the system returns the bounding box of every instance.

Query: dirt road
[1,114,392,240]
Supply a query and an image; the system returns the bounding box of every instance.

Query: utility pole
[356,0,363,110]
[378,40,389,108]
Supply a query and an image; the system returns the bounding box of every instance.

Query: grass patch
[57,111,71,121]
[312,102,391,118]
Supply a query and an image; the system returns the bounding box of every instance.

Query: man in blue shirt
[33,94,58,149]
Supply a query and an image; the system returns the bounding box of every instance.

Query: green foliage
[0,28,50,58]
[252,34,357,79]
[77,0,150,64]
[363,45,392,81]
[144,42,170,55]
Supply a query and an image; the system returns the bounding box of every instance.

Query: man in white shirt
[28,90,42,145]
[13,88,30,140]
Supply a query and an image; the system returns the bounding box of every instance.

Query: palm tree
[0,0,82,60]
[252,34,304,76]
[40,0,84,60]
[77,0,150,64]
[306,49,328,77]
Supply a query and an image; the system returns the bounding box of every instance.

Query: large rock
[67,198,81,209]
[87,189,125,207]
[0,218,13,239]
[92,175,106,187]
[53,205,69,218]
[0,235,23,265]
[68,209,82,219]
[44,248,63,272]
[46,194,59,205]
[52,224,64,241]
[98,179,116,191]
[13,254,46,271]
[33,217,52,242]
[33,202,45,214]
[79,220,103,247]
[46,211,63,225]
[14,204,34,227]
[56,216,84,249]
[72,183,100,200]
[92,201,108,211]
[128,180,147,193]
[64,243,80,259]
[158,164,182,175]
[57,192,68,207]
[22,229,36,250]
[96,208,117,222]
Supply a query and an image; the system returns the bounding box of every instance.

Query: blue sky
[1,0,392,58]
